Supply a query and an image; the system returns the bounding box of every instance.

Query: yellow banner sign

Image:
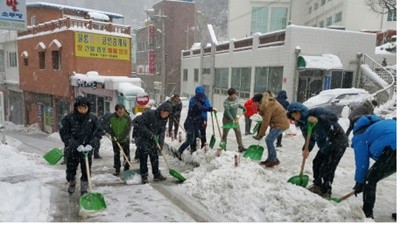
[75,32,130,61]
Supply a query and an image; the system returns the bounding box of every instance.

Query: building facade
[18,2,132,133]
[228,0,396,40]
[181,25,396,111]
[0,30,24,125]
[134,0,196,104]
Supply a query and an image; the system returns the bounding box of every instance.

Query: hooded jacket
[59,96,102,152]
[183,86,213,131]
[257,92,290,137]
[351,115,396,183]
[287,101,348,154]
[276,90,289,110]
[132,101,172,151]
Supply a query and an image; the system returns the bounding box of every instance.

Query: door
[296,70,324,102]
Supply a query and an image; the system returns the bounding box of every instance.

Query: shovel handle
[340,191,355,201]
[300,122,316,175]
[154,138,172,170]
[210,110,215,136]
[107,135,134,169]
[83,152,93,193]
[213,111,222,138]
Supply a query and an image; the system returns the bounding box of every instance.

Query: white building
[0,30,24,125]
[180,25,395,111]
[228,0,396,40]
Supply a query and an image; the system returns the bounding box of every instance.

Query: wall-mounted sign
[75,31,130,61]
[77,79,104,89]
[148,49,155,74]
[0,0,26,30]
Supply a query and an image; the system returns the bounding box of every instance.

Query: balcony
[18,17,131,37]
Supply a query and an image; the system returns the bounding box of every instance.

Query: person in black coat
[131,101,172,184]
[59,96,103,196]
[275,90,289,147]
[167,94,183,139]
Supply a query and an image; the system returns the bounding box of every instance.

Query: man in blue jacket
[351,115,396,219]
[287,102,348,199]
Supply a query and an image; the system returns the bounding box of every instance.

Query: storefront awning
[297,54,343,70]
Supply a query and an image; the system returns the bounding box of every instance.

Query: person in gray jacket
[345,99,378,136]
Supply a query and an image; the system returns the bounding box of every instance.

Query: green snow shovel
[329,191,355,203]
[155,138,186,182]
[109,135,139,181]
[209,111,216,149]
[221,115,243,129]
[213,111,226,150]
[43,148,63,165]
[287,122,316,187]
[79,151,106,211]
[243,143,264,161]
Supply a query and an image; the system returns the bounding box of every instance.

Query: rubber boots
[67,179,76,195]
[81,181,88,196]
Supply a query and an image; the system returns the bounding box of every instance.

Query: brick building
[18,2,131,133]
[134,0,196,103]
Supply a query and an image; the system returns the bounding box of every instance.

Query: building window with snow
[52,50,61,70]
[326,16,333,26]
[39,52,45,69]
[319,21,324,28]
[330,71,353,89]
[183,69,188,81]
[387,10,396,21]
[231,67,251,98]
[255,66,283,95]
[251,7,268,34]
[214,68,229,94]
[8,52,17,67]
[335,12,342,23]
[270,7,288,31]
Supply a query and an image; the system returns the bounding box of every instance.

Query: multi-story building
[0,30,24,125]
[181,25,396,111]
[134,0,196,103]
[228,0,396,40]
[18,2,133,133]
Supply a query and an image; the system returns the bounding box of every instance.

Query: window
[326,16,332,26]
[231,67,251,98]
[23,58,28,66]
[270,7,288,31]
[309,7,312,14]
[194,68,199,82]
[251,7,269,34]
[331,71,353,88]
[314,2,319,10]
[8,52,17,67]
[39,52,45,69]
[0,50,4,72]
[254,66,283,94]
[52,50,61,69]
[183,69,188,81]
[388,10,396,21]
[202,68,210,75]
[335,12,342,22]
[321,0,326,6]
[319,21,324,27]
[214,68,229,89]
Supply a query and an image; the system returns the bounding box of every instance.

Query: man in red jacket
[243,94,261,135]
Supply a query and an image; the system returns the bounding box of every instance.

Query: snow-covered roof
[49,39,62,49]
[297,54,343,70]
[87,11,110,22]
[21,51,28,58]
[70,72,143,92]
[27,2,123,19]
[118,82,145,96]
[36,42,46,50]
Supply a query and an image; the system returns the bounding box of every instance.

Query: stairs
[359,54,396,105]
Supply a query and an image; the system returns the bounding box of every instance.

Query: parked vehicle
[303,88,372,117]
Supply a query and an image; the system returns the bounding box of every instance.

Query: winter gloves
[77,144,93,152]
[353,182,364,197]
